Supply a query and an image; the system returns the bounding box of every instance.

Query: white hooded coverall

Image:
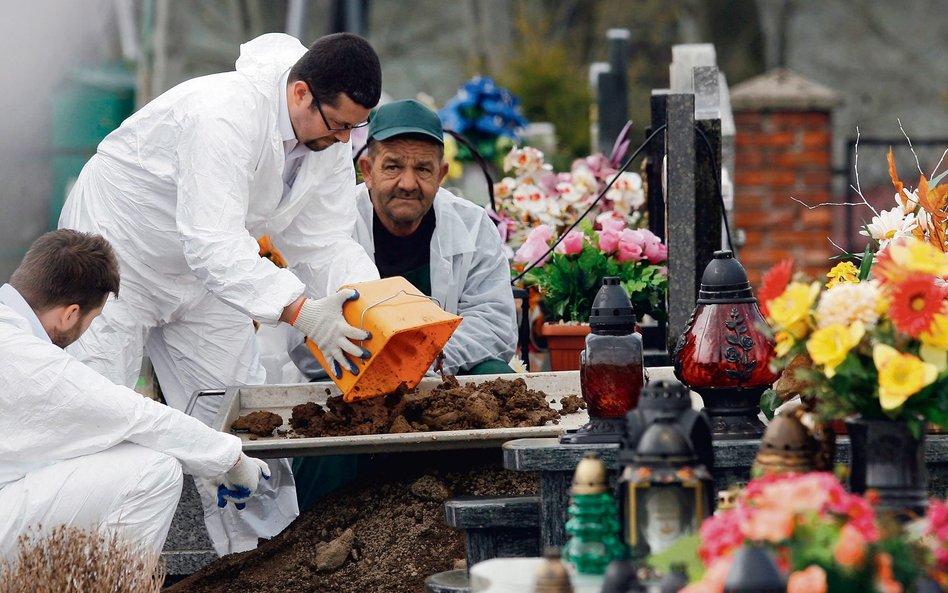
[57,34,378,555]
[0,284,243,561]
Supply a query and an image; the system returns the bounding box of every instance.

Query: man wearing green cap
[292,99,517,379]
[287,99,518,511]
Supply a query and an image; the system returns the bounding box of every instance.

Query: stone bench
[427,495,541,593]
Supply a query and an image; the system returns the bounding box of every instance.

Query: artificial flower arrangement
[512,217,668,324]
[492,128,645,253]
[682,472,948,593]
[758,237,948,434]
[758,146,948,434]
[438,76,528,167]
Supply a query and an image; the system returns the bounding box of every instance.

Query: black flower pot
[845,416,928,519]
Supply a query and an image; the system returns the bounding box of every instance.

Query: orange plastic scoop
[305,276,462,402]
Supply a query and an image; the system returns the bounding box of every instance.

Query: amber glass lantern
[561,277,644,444]
[673,251,778,439]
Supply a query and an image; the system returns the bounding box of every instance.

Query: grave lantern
[618,414,712,558]
[722,544,786,593]
[673,250,779,439]
[561,277,645,445]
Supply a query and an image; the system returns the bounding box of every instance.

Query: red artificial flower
[887,272,948,337]
[758,258,795,318]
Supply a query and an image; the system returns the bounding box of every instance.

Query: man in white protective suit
[0,230,270,561]
[285,100,519,511]
[57,32,382,555]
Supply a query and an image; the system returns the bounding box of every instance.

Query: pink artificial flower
[617,229,646,263]
[658,266,668,278]
[740,507,796,543]
[555,230,585,255]
[513,224,553,266]
[638,228,668,263]
[598,228,621,254]
[698,508,748,565]
[834,523,867,569]
[598,215,626,234]
[787,565,828,593]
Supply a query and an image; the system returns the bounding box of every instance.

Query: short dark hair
[10,230,120,313]
[289,32,381,109]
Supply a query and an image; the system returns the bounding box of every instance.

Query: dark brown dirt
[283,376,577,437]
[230,411,284,438]
[165,450,539,593]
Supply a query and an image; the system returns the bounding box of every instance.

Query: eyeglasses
[306,82,369,132]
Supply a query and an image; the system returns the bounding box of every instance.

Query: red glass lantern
[673,251,778,439]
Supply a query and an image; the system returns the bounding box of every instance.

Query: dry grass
[0,525,165,593]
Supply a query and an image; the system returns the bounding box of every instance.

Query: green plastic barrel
[50,63,135,229]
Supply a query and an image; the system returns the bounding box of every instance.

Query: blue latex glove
[210,454,271,509]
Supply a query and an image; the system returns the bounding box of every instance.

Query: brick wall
[730,69,840,288]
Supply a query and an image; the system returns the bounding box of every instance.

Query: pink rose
[513,224,553,266]
[598,216,626,234]
[617,229,646,263]
[787,565,827,593]
[555,230,585,255]
[598,229,621,254]
[637,228,668,263]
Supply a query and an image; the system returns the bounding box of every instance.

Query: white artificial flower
[859,207,917,248]
[556,181,586,204]
[815,281,880,329]
[512,184,548,215]
[494,177,517,199]
[570,165,599,195]
[897,188,920,215]
[504,147,545,174]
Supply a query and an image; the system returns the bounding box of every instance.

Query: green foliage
[497,12,591,168]
[523,229,667,324]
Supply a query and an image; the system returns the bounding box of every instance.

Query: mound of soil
[232,376,585,438]
[165,450,539,593]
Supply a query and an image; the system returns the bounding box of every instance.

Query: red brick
[771,230,829,247]
[773,151,831,168]
[739,247,795,267]
[768,112,831,131]
[735,209,799,229]
[735,170,798,187]
[735,132,797,148]
[802,131,832,147]
[735,151,765,168]
[803,171,831,186]
[800,207,835,226]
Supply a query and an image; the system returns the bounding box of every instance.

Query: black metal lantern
[600,559,646,593]
[618,414,713,558]
[722,544,786,593]
[673,251,779,439]
[622,379,714,473]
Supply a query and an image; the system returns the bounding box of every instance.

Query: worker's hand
[290,290,371,379]
[209,454,271,510]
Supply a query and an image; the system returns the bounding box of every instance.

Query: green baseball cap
[367,99,444,145]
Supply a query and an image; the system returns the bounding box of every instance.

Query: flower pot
[845,416,928,518]
[541,323,590,371]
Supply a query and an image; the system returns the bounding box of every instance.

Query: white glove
[291,289,371,378]
[206,454,271,509]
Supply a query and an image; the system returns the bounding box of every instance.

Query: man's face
[359,138,448,237]
[287,82,370,152]
[49,304,103,348]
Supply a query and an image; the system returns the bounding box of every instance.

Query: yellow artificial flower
[443,135,463,180]
[872,344,938,410]
[889,239,948,276]
[768,282,820,340]
[806,322,865,378]
[825,261,860,288]
[774,330,795,357]
[920,313,948,372]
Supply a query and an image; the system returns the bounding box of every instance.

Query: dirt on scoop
[230,410,284,438]
[285,376,582,437]
[229,376,585,439]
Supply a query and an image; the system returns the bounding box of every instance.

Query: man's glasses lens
[308,84,369,131]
